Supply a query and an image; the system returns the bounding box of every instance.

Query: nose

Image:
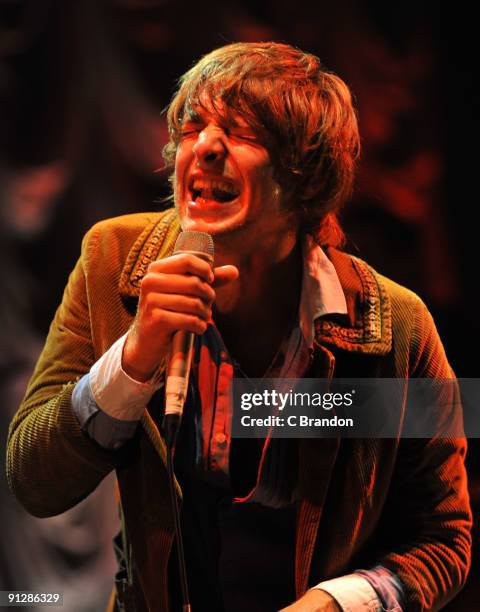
[192,125,226,168]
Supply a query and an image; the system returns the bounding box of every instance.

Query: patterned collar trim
[119,210,391,356]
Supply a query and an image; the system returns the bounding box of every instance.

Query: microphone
[163,231,214,447]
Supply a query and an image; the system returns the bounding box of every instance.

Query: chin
[180,217,214,233]
[178,204,246,236]
[180,217,243,237]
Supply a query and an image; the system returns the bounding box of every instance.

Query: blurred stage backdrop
[1,1,478,610]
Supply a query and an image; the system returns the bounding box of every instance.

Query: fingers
[141,272,215,303]
[212,265,239,288]
[141,309,208,336]
[140,292,212,322]
[138,257,239,332]
[148,253,214,283]
[143,259,238,299]
[123,308,207,382]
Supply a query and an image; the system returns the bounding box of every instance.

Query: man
[7,42,471,611]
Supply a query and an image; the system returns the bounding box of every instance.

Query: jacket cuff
[72,373,139,450]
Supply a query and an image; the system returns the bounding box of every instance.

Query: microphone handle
[163,331,194,448]
[165,331,194,417]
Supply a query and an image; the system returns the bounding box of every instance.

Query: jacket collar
[119,209,181,298]
[314,247,392,355]
[119,210,392,356]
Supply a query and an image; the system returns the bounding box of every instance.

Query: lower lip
[187,197,240,218]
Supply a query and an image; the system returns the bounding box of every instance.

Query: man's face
[174,103,295,248]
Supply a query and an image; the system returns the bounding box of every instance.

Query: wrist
[280,589,341,612]
[304,589,341,612]
[122,334,162,382]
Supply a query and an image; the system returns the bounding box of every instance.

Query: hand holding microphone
[122,231,237,442]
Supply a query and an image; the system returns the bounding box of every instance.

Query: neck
[214,230,300,318]
[212,233,302,377]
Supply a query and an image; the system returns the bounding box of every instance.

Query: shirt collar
[299,235,348,348]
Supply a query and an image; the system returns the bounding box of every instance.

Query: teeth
[191,178,238,196]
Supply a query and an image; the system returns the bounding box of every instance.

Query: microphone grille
[174,231,214,261]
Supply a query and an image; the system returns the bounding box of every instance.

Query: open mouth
[190,178,240,204]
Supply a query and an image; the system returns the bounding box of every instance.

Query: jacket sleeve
[379,297,472,611]
[6,227,128,518]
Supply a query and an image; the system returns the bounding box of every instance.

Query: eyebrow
[181,107,248,129]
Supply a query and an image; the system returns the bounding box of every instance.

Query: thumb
[212,265,239,288]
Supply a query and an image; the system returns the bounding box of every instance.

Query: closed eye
[180,128,201,139]
[229,130,258,142]
[179,122,203,138]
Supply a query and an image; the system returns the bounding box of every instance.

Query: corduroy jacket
[7,209,472,611]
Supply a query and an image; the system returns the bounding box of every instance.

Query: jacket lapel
[315,248,392,355]
[119,208,181,300]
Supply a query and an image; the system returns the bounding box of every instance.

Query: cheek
[173,148,188,202]
[248,157,274,189]
[174,143,190,180]
[253,165,281,201]
[173,155,182,180]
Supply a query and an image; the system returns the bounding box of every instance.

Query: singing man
[7,42,471,612]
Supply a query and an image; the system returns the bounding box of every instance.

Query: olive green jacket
[7,209,472,611]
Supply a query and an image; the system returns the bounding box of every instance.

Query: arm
[6,229,124,518]
[283,296,470,612]
[370,297,471,610]
[7,224,236,517]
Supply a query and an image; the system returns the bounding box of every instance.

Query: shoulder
[350,255,450,376]
[321,247,441,362]
[330,246,430,321]
[82,210,168,251]
[366,264,437,343]
[80,209,180,266]
[375,269,427,312]
[77,209,181,301]
[357,256,439,343]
